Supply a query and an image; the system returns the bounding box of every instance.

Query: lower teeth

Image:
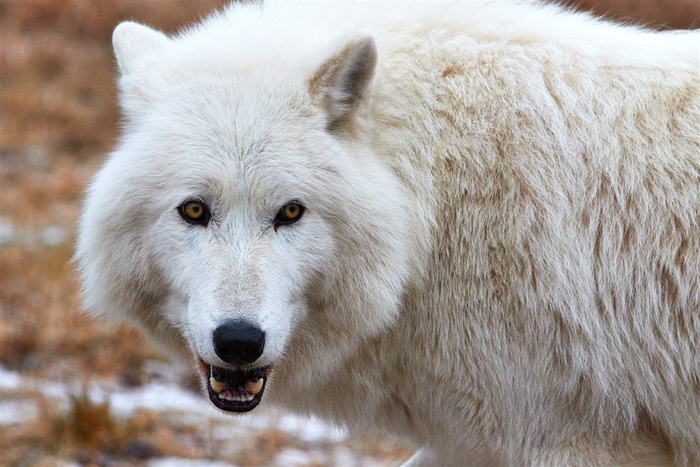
[218,393,255,402]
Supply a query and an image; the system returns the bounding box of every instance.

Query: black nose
[212,320,265,365]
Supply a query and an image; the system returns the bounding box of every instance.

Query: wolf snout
[212,320,265,365]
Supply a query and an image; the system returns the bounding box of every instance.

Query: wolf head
[76,9,416,413]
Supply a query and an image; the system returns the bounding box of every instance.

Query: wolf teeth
[217,393,255,402]
[210,376,225,393]
[246,378,264,396]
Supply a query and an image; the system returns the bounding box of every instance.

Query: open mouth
[198,358,271,413]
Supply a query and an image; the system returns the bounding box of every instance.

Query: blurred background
[0,1,697,466]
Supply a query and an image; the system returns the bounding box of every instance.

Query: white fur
[76,2,700,465]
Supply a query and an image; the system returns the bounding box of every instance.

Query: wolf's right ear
[113,21,170,76]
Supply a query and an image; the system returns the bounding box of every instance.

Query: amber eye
[283,203,301,220]
[178,200,210,226]
[274,201,305,229]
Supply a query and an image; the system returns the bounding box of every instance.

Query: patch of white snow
[0,399,38,425]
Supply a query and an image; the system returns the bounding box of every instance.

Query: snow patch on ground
[0,399,38,425]
[0,366,22,390]
[0,364,411,465]
[0,365,346,444]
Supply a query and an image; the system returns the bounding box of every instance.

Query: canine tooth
[210,376,225,393]
[246,378,264,396]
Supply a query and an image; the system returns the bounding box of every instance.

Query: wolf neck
[267,293,434,434]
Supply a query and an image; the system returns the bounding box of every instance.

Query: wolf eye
[274,201,305,229]
[178,200,210,226]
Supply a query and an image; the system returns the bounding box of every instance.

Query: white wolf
[76,1,700,464]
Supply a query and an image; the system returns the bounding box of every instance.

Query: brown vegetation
[563,0,700,29]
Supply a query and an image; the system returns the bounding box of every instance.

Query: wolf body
[77,1,700,464]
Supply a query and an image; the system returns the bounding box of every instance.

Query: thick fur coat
[76,1,700,464]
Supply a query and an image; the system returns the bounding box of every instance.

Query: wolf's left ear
[310,36,377,133]
[113,21,170,76]
[112,22,170,114]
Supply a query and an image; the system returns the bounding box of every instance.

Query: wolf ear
[310,36,377,133]
[113,21,169,76]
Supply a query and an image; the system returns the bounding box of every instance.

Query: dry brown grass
[0,1,227,157]
[565,0,700,29]
[1,390,219,464]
